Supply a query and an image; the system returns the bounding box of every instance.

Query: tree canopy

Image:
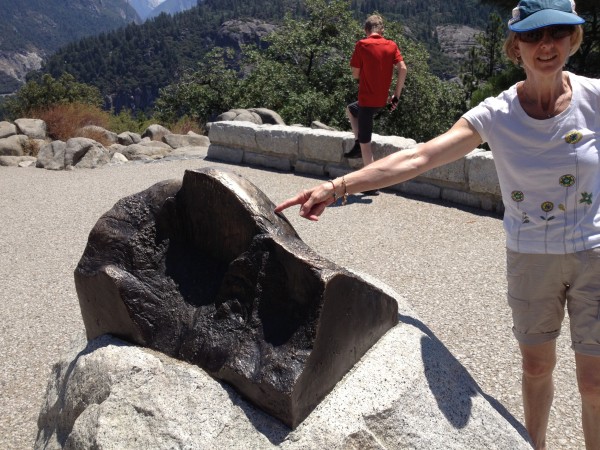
[2,73,102,120]
[155,0,465,142]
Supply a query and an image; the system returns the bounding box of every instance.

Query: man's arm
[393,61,407,98]
[351,67,360,80]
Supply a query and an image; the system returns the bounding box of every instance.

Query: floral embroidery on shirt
[511,190,524,202]
[580,192,593,205]
[540,201,555,253]
[541,201,554,214]
[508,129,594,253]
[564,130,583,144]
[559,174,575,188]
[511,191,528,252]
[559,174,575,253]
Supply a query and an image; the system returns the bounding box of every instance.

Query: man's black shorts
[347,101,382,144]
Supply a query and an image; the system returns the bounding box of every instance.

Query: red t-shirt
[350,35,403,107]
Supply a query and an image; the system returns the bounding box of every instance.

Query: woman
[275,1,600,448]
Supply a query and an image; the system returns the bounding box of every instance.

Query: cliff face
[0,0,140,94]
[0,51,43,91]
[147,0,198,18]
[436,25,479,60]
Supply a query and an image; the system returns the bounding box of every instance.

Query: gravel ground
[0,153,585,449]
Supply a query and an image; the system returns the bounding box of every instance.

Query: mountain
[126,0,198,21]
[127,0,168,20]
[31,0,494,112]
[0,0,140,54]
[0,0,141,94]
[148,0,199,18]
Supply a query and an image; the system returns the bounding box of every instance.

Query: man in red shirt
[345,14,407,176]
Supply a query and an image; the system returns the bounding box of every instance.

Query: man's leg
[519,340,556,450]
[345,105,362,157]
[356,106,378,166]
[347,105,359,139]
[360,141,374,166]
[575,352,600,449]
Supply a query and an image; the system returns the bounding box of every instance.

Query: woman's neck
[518,72,572,119]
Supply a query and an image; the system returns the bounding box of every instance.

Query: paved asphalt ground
[0,152,586,449]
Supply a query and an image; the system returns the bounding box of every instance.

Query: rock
[36,141,67,170]
[436,25,480,61]
[217,108,262,124]
[14,118,47,139]
[248,108,285,125]
[64,137,110,169]
[74,167,399,428]
[110,152,128,164]
[35,138,110,170]
[141,124,171,141]
[0,121,17,139]
[0,155,36,166]
[18,159,36,167]
[218,19,276,49]
[77,125,118,145]
[216,111,237,121]
[310,120,335,131]
[162,133,209,149]
[216,108,285,126]
[165,146,207,160]
[0,134,28,156]
[107,143,127,155]
[117,131,142,146]
[234,111,262,124]
[119,143,171,160]
[0,51,43,86]
[138,139,171,149]
[35,301,531,449]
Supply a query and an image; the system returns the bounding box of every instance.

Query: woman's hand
[274,183,334,221]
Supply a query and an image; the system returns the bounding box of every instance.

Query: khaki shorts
[507,248,600,356]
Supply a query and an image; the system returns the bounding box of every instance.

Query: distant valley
[128,0,199,20]
[0,0,497,111]
[0,0,200,94]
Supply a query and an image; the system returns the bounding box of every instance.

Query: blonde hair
[365,14,384,34]
[503,25,584,65]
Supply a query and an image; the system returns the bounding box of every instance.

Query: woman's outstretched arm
[274,118,482,221]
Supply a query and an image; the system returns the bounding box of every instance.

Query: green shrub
[3,73,102,120]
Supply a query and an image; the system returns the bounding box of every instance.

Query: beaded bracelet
[328,180,338,203]
[341,176,348,205]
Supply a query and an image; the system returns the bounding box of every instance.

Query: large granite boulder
[118,142,172,160]
[117,131,142,146]
[35,305,532,449]
[0,121,17,139]
[0,134,29,156]
[64,137,110,169]
[74,167,399,428]
[162,132,210,149]
[14,117,47,139]
[36,138,110,170]
[36,141,67,170]
[77,125,119,145]
[141,123,171,141]
[217,108,285,125]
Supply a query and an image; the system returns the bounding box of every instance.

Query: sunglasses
[517,25,575,44]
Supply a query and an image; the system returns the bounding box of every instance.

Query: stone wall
[207,121,504,213]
